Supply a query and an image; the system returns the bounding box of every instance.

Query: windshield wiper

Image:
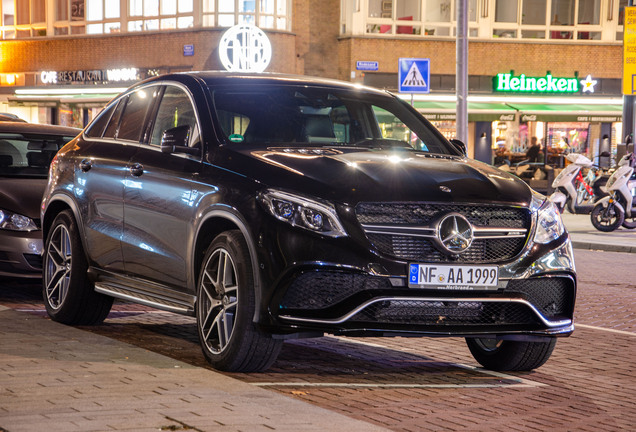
[348,138,413,149]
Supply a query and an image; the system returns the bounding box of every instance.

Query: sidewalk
[0,305,389,432]
[561,212,636,253]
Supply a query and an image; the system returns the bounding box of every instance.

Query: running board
[89,268,196,316]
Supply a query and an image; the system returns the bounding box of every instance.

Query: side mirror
[160,125,200,156]
[449,138,467,156]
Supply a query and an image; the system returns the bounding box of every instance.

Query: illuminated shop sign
[39,68,139,84]
[494,72,597,94]
[219,25,272,73]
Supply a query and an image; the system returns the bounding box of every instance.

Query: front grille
[356,203,530,227]
[367,235,526,263]
[356,202,531,263]
[350,300,539,327]
[280,271,391,310]
[506,277,573,318]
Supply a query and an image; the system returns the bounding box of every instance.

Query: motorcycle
[590,152,636,232]
[548,153,606,214]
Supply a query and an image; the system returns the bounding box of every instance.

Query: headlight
[0,209,38,232]
[531,194,565,244]
[259,189,347,238]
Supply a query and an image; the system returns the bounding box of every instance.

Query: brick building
[0,0,626,165]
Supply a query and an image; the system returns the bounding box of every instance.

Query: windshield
[0,133,75,178]
[211,85,455,155]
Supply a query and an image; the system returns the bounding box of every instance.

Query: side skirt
[88,267,196,316]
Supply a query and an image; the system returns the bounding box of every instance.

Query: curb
[570,240,636,254]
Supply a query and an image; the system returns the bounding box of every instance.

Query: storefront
[0,68,144,127]
[397,70,623,169]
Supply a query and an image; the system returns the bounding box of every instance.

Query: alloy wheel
[473,338,503,352]
[44,224,72,310]
[198,248,239,354]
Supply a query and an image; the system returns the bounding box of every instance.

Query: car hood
[222,146,533,207]
[0,178,46,219]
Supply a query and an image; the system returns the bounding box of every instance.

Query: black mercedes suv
[41,72,576,372]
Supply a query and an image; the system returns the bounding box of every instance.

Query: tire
[43,210,113,325]
[590,203,624,232]
[622,215,636,229]
[196,230,282,372]
[466,337,557,371]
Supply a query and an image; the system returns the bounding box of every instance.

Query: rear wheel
[196,230,282,372]
[43,210,113,325]
[466,337,556,371]
[622,216,636,229]
[590,202,624,232]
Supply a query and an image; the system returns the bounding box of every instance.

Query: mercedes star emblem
[435,213,474,255]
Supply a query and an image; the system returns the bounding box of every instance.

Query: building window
[1,0,290,39]
[363,0,477,37]
[494,0,603,41]
[344,0,619,42]
[128,0,193,32]
[1,0,47,38]
[202,0,290,30]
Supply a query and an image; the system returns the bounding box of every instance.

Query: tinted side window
[150,86,200,148]
[117,88,154,142]
[85,103,116,138]
[103,98,126,139]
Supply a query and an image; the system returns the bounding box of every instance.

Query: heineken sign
[494,72,593,94]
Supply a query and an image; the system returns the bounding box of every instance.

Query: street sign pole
[456,0,468,144]
[624,0,636,156]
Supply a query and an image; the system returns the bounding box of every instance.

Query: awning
[412,101,516,121]
[410,100,622,122]
[506,103,622,122]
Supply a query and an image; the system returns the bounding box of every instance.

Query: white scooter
[548,153,601,214]
[590,152,636,232]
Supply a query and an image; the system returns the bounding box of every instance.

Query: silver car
[0,121,80,278]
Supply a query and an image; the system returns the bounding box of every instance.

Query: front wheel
[466,338,556,371]
[196,230,282,372]
[43,210,113,325]
[590,203,624,232]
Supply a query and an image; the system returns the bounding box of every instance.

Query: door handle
[79,159,92,172]
[129,163,144,177]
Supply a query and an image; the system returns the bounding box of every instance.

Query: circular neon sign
[219,25,272,73]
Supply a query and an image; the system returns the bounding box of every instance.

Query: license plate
[408,263,499,290]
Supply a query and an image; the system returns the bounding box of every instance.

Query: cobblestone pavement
[1,248,634,431]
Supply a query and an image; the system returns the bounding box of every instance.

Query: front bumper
[261,226,576,338]
[0,230,43,278]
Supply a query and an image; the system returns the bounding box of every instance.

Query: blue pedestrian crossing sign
[398,58,430,93]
